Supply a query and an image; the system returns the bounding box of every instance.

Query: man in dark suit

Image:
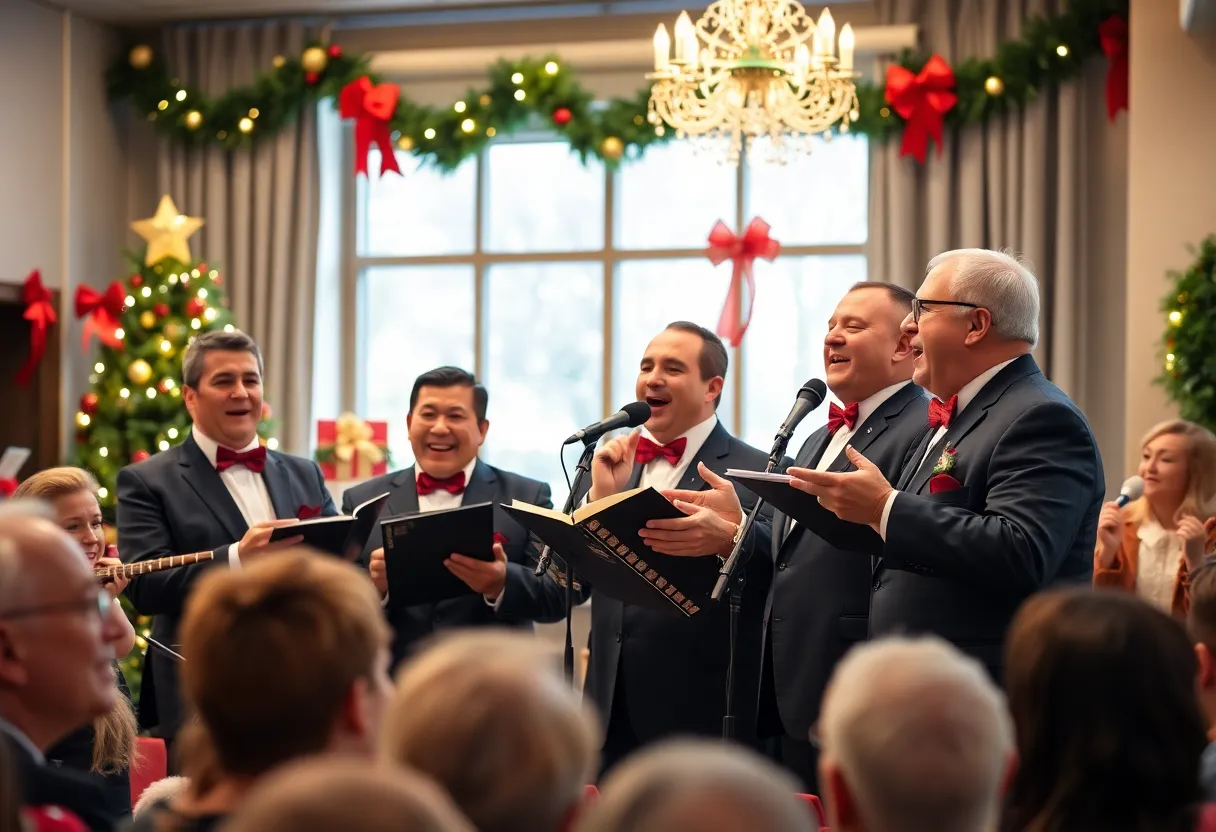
[578,321,773,775]
[117,330,335,753]
[788,249,1103,680]
[343,366,567,669]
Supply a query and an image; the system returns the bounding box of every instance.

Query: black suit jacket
[765,382,929,740]
[116,434,338,738]
[581,421,774,745]
[342,460,566,669]
[6,732,117,831]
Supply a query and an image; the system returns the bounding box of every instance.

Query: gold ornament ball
[300,46,328,74]
[397,135,415,151]
[139,310,156,329]
[128,359,153,385]
[272,54,286,69]
[129,44,154,70]
[984,76,1005,96]
[600,136,625,161]
[184,110,203,130]
[164,321,184,341]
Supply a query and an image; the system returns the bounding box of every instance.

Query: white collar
[191,426,261,466]
[0,715,45,763]
[641,413,718,467]
[415,457,479,484]
[951,358,1019,413]
[848,380,912,425]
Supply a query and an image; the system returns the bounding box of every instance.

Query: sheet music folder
[380,501,495,606]
[269,492,390,561]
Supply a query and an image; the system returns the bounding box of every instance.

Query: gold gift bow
[332,412,386,468]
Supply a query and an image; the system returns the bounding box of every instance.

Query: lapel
[461,460,497,506]
[831,384,919,471]
[261,453,299,519]
[674,421,732,492]
[176,435,247,542]
[388,465,421,516]
[774,427,831,553]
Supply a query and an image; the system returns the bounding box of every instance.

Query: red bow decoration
[705,217,781,347]
[884,55,958,163]
[493,532,509,547]
[298,505,322,520]
[16,270,56,386]
[0,478,17,498]
[74,282,126,352]
[339,77,402,178]
[928,395,958,430]
[1099,16,1129,121]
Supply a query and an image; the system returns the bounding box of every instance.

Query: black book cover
[380,501,495,606]
[725,470,883,556]
[269,492,390,561]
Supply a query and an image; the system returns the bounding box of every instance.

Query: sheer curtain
[157,20,327,454]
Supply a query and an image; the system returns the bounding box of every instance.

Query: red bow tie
[635,436,687,466]
[928,395,958,429]
[215,445,266,473]
[417,470,466,496]
[827,402,859,434]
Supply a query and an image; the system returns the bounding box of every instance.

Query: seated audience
[219,759,473,832]
[1187,561,1216,801]
[1003,588,1210,831]
[129,550,392,832]
[816,636,1012,832]
[575,738,811,832]
[14,469,139,820]
[1095,419,1216,616]
[133,778,187,817]
[381,631,599,832]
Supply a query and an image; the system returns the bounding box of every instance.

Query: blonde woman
[13,467,139,820]
[1095,419,1216,617]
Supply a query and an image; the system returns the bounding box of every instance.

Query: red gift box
[315,414,389,480]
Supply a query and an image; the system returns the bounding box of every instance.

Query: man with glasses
[0,503,129,830]
[785,248,1102,681]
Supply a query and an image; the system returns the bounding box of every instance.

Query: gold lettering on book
[625,553,639,565]
[656,577,668,589]
[645,568,658,581]
[634,560,648,572]
[607,535,619,547]
[673,592,686,604]
[684,602,700,614]
[665,585,677,596]
[616,544,629,555]
[597,528,611,540]
[586,520,601,531]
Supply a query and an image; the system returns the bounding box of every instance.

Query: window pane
[746,135,869,245]
[484,143,605,253]
[615,140,736,251]
[358,150,476,257]
[361,265,476,465]
[482,263,604,505]
[613,259,735,436]
[741,255,867,452]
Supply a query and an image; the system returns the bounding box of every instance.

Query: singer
[579,322,773,775]
[1094,419,1216,617]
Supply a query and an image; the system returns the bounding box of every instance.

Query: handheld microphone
[1115,475,1145,508]
[563,401,652,446]
[776,379,828,439]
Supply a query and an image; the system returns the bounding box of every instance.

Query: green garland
[1158,236,1216,432]
[107,0,1127,170]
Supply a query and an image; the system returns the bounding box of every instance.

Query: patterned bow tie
[928,395,958,429]
[635,436,687,466]
[417,470,466,496]
[827,402,859,435]
[215,445,266,473]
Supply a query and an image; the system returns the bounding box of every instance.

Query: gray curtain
[158,20,326,454]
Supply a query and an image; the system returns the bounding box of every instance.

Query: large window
[349,133,868,501]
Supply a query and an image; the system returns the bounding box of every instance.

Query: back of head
[220,759,474,832]
[577,739,811,832]
[381,631,600,832]
[926,248,1040,347]
[819,636,1012,832]
[1005,589,1206,831]
[180,550,389,777]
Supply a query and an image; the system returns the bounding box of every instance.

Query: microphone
[1115,475,1145,508]
[563,401,652,446]
[145,636,185,663]
[775,379,829,440]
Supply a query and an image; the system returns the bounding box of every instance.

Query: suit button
[777,562,788,571]
[615,632,623,643]
[773,616,784,623]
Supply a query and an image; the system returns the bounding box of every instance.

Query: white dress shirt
[192,427,275,567]
[638,413,719,492]
[1136,518,1183,613]
[878,359,1017,539]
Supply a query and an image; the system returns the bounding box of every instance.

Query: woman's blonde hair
[12,466,139,775]
[1129,420,1216,525]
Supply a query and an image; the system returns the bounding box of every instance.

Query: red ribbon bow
[339,77,402,179]
[827,402,859,435]
[74,282,126,352]
[16,270,56,386]
[884,55,958,163]
[705,217,781,347]
[0,478,17,498]
[216,445,267,474]
[1098,16,1129,121]
[635,436,687,466]
[928,395,958,429]
[417,470,466,496]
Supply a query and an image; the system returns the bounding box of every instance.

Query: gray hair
[0,500,58,611]
[181,329,263,389]
[819,636,1013,832]
[926,248,1040,347]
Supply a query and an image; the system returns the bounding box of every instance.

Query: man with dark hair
[343,366,566,669]
[116,329,336,755]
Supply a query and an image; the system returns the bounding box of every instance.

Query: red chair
[796,793,827,828]
[129,737,168,807]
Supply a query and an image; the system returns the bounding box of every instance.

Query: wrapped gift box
[315,414,389,481]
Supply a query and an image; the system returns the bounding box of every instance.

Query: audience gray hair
[181,330,263,389]
[926,248,1040,347]
[0,499,56,610]
[820,636,1013,832]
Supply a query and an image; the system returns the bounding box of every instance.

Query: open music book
[725,469,883,555]
[269,492,390,560]
[380,502,495,605]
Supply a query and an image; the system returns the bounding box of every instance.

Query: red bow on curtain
[16,270,56,386]
[339,76,403,178]
[884,54,958,163]
[705,217,781,347]
[1099,16,1129,121]
[74,282,126,352]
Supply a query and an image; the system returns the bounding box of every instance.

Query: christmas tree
[72,195,276,697]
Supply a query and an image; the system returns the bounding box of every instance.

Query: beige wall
[1125,0,1216,468]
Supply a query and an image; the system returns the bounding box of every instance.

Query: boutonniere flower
[931,445,957,476]
[297,504,322,520]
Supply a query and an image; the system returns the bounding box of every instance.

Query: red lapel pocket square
[297,505,322,519]
[929,474,963,494]
[493,532,509,547]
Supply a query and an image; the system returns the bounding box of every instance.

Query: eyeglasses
[911,298,981,323]
[0,590,113,622]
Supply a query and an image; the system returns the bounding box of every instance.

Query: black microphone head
[798,379,828,407]
[621,400,653,427]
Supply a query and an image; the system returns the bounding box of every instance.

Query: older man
[788,249,1103,679]
[817,636,1014,832]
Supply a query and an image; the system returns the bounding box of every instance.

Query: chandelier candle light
[648,0,858,161]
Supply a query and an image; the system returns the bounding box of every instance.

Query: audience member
[381,631,598,832]
[816,636,1012,832]
[133,778,188,817]
[1187,561,1216,801]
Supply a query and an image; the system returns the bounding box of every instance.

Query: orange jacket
[1093,510,1216,619]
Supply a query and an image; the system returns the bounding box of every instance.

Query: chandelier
[647,0,859,161]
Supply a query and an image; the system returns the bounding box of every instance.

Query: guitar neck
[97,551,215,580]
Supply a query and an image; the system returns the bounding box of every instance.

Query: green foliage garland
[1158,236,1216,432]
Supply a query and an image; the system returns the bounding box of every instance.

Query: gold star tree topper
[131,195,204,266]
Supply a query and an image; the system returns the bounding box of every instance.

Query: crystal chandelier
[647,0,859,161]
